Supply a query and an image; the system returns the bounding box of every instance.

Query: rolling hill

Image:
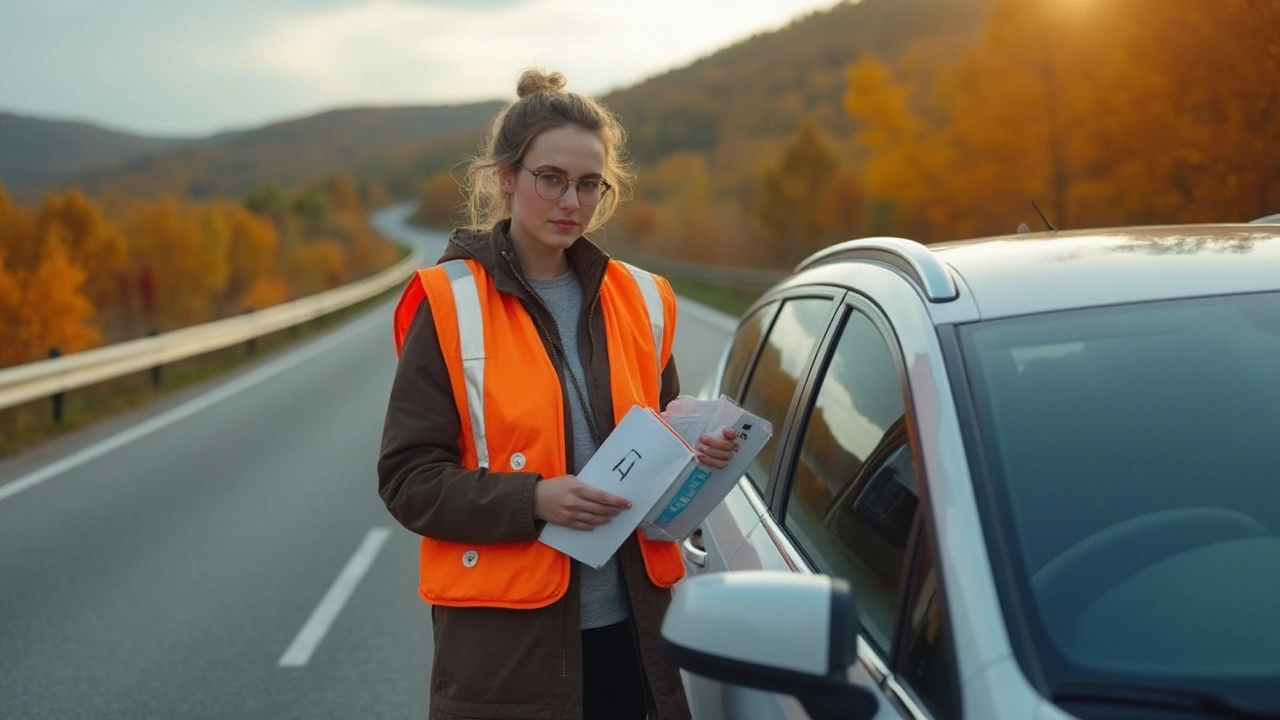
[0,112,191,190]
[60,102,504,200]
[10,0,989,203]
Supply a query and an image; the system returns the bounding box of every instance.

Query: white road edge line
[0,309,385,505]
[278,527,392,668]
[677,296,739,332]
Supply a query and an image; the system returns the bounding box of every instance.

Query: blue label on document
[651,466,713,525]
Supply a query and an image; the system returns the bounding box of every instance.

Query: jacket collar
[438,220,611,302]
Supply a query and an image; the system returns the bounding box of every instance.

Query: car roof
[813,224,1280,321]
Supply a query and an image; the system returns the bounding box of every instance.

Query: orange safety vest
[392,257,687,609]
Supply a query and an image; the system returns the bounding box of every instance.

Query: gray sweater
[527,269,630,629]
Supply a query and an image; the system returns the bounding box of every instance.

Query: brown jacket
[378,221,692,720]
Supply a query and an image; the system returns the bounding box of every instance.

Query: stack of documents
[538,396,772,568]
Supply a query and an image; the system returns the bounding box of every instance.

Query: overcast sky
[0,0,843,137]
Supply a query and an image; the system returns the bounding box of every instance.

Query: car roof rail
[794,237,959,302]
[1249,213,1280,224]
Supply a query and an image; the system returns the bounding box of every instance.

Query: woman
[378,68,740,720]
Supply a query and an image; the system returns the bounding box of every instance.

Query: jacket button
[462,550,479,568]
[511,453,527,470]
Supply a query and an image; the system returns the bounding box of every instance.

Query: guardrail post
[244,309,257,355]
[49,347,65,423]
[147,329,162,388]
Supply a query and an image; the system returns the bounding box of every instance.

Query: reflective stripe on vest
[443,258,668,475]
[619,261,665,380]
[442,259,489,469]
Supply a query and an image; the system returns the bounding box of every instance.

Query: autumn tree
[754,121,850,265]
[418,171,463,227]
[33,189,129,310]
[15,238,100,358]
[286,240,349,297]
[219,202,280,312]
[0,251,25,367]
[0,185,102,366]
[0,240,99,367]
[640,153,715,260]
[126,197,231,328]
[324,175,361,214]
[846,0,1280,241]
[0,184,39,271]
[0,173,402,369]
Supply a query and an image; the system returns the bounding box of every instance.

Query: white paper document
[537,397,772,567]
[639,396,773,542]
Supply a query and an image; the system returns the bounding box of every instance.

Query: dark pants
[582,620,648,720]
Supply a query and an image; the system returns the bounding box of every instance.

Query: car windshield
[958,291,1280,712]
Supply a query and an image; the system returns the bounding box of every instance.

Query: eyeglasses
[515,163,613,205]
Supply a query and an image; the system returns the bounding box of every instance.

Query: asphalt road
[0,205,737,719]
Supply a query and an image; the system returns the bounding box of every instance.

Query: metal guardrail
[0,246,423,413]
[621,252,788,290]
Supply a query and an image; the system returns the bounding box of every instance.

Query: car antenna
[1031,200,1058,232]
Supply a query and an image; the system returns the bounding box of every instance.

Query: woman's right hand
[534,475,632,531]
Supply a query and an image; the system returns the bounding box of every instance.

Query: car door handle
[682,536,708,569]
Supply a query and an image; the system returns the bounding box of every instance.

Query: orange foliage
[16,239,100,357]
[846,0,1280,241]
[418,172,464,227]
[0,238,99,367]
[240,275,291,311]
[0,185,101,365]
[0,251,26,367]
[125,197,231,327]
[286,240,349,297]
[34,189,128,308]
[0,173,404,370]
[753,121,863,265]
[222,202,279,307]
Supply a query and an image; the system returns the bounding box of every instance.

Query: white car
[661,224,1280,720]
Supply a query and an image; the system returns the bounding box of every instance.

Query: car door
[681,291,840,719]
[683,291,841,575]
[720,295,962,720]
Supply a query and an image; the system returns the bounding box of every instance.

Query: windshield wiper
[1053,680,1280,720]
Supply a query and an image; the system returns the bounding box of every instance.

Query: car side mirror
[660,571,878,720]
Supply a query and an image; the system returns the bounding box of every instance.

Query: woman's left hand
[697,427,742,470]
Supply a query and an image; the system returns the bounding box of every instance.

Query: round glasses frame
[514,163,613,205]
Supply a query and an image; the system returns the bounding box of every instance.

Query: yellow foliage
[34,188,128,308]
[240,275,291,311]
[0,238,99,366]
[418,172,463,228]
[0,252,24,367]
[845,0,1280,241]
[222,202,279,301]
[286,240,349,297]
[753,121,854,264]
[0,176,400,368]
[126,196,231,328]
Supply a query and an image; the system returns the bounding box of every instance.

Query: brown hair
[463,68,634,233]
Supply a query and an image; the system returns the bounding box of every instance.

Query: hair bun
[516,69,567,98]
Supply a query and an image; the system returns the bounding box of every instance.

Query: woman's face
[500,124,606,256]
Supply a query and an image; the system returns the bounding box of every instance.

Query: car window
[738,297,831,493]
[899,528,960,719]
[783,309,917,652]
[719,302,779,399]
